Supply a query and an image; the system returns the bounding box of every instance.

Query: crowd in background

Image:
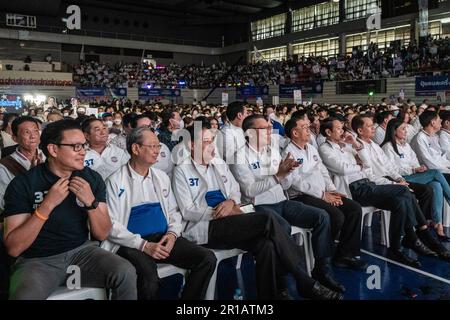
[73,36,450,89]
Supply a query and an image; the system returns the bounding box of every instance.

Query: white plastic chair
[205,248,246,300]
[47,287,107,300]
[291,226,314,276]
[443,202,450,228]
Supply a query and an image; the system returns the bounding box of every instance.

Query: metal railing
[0,22,223,48]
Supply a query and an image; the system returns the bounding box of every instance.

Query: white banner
[272,96,279,106]
[221,92,229,106]
[294,90,302,105]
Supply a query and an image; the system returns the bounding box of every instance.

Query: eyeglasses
[56,142,89,152]
[139,143,162,150]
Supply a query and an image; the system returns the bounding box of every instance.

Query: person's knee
[9,281,51,300]
[201,249,217,271]
[317,208,331,226]
[109,256,137,284]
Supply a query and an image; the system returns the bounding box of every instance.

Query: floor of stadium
[160,212,450,300]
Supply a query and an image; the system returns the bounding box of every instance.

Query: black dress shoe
[333,256,369,270]
[387,248,422,268]
[437,250,450,261]
[312,269,346,293]
[437,234,450,242]
[306,282,343,300]
[401,238,438,257]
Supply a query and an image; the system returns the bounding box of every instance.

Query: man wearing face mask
[157,108,183,151]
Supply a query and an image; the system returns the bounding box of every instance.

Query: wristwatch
[84,198,99,210]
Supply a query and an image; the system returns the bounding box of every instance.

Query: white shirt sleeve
[229,162,278,201]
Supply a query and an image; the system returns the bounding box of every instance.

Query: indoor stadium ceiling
[68,0,290,18]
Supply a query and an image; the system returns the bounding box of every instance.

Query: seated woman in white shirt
[381,118,450,240]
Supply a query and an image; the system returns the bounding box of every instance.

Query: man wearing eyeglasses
[82,118,130,180]
[173,122,342,300]
[2,119,137,300]
[102,126,216,300]
[230,114,345,295]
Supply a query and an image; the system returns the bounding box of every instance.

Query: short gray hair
[126,126,152,155]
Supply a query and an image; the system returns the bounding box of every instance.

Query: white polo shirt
[84,143,130,180]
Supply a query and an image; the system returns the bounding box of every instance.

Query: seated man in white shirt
[82,118,129,180]
[373,111,393,145]
[318,118,429,268]
[110,113,136,150]
[411,111,450,180]
[173,122,342,300]
[102,127,216,300]
[230,114,345,294]
[439,110,450,161]
[130,114,174,178]
[282,116,367,270]
[217,101,248,164]
[353,114,450,259]
[0,117,45,212]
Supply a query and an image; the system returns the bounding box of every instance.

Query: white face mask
[114,119,122,125]
[105,120,113,128]
[268,113,277,121]
[0,120,3,127]
[179,119,184,129]
[63,112,69,117]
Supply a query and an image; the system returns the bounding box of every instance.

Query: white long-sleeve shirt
[318,140,391,197]
[439,129,450,161]
[172,157,241,245]
[382,141,421,176]
[411,130,450,173]
[230,144,288,205]
[282,141,336,199]
[357,139,403,182]
[102,164,182,254]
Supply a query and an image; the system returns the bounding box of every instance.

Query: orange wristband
[34,208,48,221]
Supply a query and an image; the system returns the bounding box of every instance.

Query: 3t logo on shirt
[33,191,49,207]
[189,178,199,187]
[85,159,94,167]
[250,162,261,170]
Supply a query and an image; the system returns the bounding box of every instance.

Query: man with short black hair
[158,108,183,151]
[411,111,450,176]
[103,126,216,300]
[218,101,248,163]
[0,116,45,211]
[439,110,450,160]
[82,118,129,180]
[2,119,137,300]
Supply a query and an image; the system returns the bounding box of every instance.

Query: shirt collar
[127,162,151,181]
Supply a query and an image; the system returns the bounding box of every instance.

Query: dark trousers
[255,200,332,261]
[117,235,216,300]
[206,212,315,300]
[350,181,417,250]
[407,182,432,226]
[291,194,362,258]
[0,240,10,300]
